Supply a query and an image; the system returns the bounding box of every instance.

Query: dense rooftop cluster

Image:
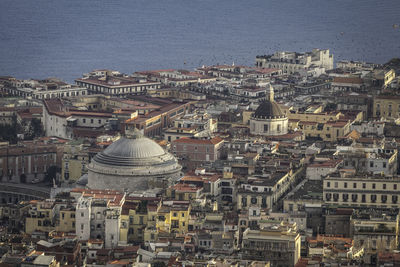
[0,50,400,266]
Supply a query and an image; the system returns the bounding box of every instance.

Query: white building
[335,141,397,176]
[43,99,113,139]
[350,121,385,137]
[76,70,161,96]
[164,112,218,142]
[306,159,342,180]
[1,78,88,99]
[74,189,125,249]
[256,49,333,75]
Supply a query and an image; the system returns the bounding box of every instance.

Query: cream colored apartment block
[323,175,400,209]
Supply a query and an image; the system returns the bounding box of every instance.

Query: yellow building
[288,111,343,125]
[120,197,159,244]
[25,199,76,234]
[297,120,351,141]
[61,140,90,182]
[25,200,57,234]
[58,207,76,233]
[156,200,191,234]
[373,95,400,120]
[286,111,362,141]
[166,183,202,201]
[372,68,396,88]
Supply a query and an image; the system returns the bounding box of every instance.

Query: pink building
[172,137,224,164]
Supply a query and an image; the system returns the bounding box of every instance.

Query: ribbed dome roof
[93,134,168,167]
[253,101,285,119]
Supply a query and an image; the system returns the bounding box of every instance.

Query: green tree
[0,115,20,144]
[25,118,44,140]
[44,166,60,184]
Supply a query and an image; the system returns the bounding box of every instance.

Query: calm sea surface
[0,0,399,82]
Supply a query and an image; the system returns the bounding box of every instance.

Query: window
[394,184,397,190]
[81,224,84,230]
[263,124,268,132]
[241,197,247,207]
[361,194,366,203]
[325,193,332,200]
[334,182,338,188]
[353,183,357,189]
[381,195,387,203]
[372,183,376,189]
[333,193,339,201]
[289,204,293,212]
[352,194,358,202]
[327,182,330,188]
[181,213,185,217]
[251,197,257,204]
[83,119,86,123]
[362,183,366,189]
[344,182,347,188]
[370,162,374,168]
[383,184,386,190]
[342,194,348,202]
[392,195,398,204]
[260,197,267,208]
[371,195,377,203]
[81,212,84,217]
[98,119,101,124]
[383,162,387,168]
[91,119,94,124]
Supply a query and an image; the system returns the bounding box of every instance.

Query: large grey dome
[93,135,166,166]
[87,131,182,192]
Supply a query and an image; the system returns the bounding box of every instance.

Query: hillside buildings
[3,51,400,266]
